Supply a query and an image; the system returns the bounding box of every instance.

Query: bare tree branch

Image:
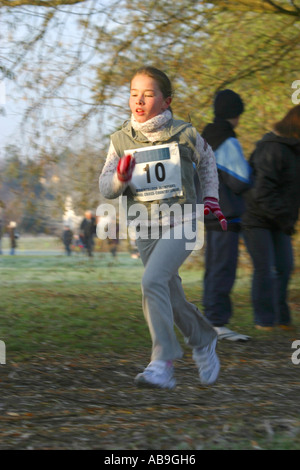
[208,0,300,17]
[1,0,299,158]
[0,0,88,7]
[265,0,300,16]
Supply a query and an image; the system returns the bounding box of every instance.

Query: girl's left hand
[204,197,227,231]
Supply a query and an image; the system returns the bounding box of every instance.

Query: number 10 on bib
[126,143,183,202]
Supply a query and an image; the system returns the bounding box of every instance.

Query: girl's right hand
[117,154,136,182]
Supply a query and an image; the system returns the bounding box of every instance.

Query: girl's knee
[142,272,156,293]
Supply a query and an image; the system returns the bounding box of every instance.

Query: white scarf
[130,110,172,142]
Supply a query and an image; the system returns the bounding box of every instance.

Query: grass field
[0,248,287,358]
[0,240,299,450]
[1,234,63,252]
[0,241,299,358]
[0,252,147,358]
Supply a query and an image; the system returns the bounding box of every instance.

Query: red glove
[204,197,227,231]
[117,154,136,182]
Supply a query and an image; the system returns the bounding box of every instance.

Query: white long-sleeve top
[99,110,219,202]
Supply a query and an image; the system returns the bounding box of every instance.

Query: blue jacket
[201,120,252,231]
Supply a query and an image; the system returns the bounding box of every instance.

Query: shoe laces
[146,360,173,375]
[194,338,217,364]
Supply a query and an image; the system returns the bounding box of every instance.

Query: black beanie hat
[214,89,244,119]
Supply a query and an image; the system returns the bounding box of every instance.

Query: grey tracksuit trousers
[136,224,216,362]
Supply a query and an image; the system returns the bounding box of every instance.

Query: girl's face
[129,74,172,123]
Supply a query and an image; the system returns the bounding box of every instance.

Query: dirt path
[0,332,299,450]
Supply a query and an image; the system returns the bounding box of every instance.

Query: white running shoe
[214,326,251,342]
[134,360,176,389]
[193,337,220,385]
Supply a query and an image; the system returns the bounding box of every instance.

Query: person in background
[242,105,300,330]
[8,221,17,255]
[0,217,3,255]
[80,210,96,257]
[62,225,73,256]
[201,89,252,341]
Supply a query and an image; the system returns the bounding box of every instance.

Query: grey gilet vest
[111,118,198,218]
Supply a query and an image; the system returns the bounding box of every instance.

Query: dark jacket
[63,229,73,246]
[202,119,252,231]
[80,217,96,239]
[8,227,17,248]
[242,132,300,235]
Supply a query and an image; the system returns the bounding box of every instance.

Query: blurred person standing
[0,217,3,255]
[8,221,17,255]
[201,90,252,341]
[62,225,73,256]
[80,210,96,257]
[243,105,300,330]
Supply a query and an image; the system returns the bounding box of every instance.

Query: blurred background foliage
[0,0,299,234]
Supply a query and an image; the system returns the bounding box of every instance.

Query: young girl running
[99,66,226,389]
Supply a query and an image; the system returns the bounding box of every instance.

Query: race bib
[125,143,183,202]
